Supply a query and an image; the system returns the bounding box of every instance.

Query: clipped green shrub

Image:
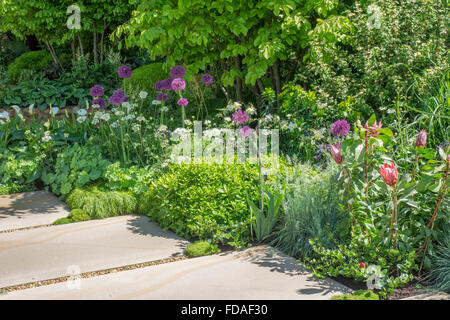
[185,241,220,257]
[53,217,72,225]
[124,62,166,95]
[138,162,260,247]
[8,50,53,81]
[331,290,379,301]
[66,185,137,219]
[68,209,91,222]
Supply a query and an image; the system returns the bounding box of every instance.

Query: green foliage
[0,151,41,189]
[7,50,53,82]
[331,290,379,300]
[138,161,260,248]
[272,161,346,258]
[302,0,449,115]
[53,209,91,225]
[123,62,166,97]
[103,162,158,195]
[66,185,137,219]
[185,241,221,257]
[249,188,284,242]
[41,143,110,195]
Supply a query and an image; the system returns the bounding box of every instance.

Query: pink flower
[415,130,427,148]
[232,110,249,125]
[360,262,366,269]
[364,120,383,138]
[240,126,252,139]
[380,163,398,186]
[330,144,343,165]
[177,98,188,106]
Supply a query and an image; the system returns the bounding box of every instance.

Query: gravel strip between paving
[0,224,55,234]
[0,255,189,293]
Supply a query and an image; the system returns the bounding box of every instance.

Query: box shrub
[185,241,220,257]
[8,50,53,82]
[124,62,166,96]
[138,161,260,247]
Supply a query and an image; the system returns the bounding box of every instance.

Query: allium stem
[364,132,369,199]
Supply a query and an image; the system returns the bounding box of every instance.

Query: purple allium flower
[157,93,168,101]
[177,97,188,107]
[118,65,133,79]
[92,97,106,109]
[232,110,249,125]
[108,89,128,106]
[201,73,213,85]
[170,65,186,79]
[331,119,350,137]
[240,126,252,139]
[161,79,173,90]
[155,81,163,90]
[90,85,104,97]
[171,78,186,91]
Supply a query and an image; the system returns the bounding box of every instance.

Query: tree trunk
[100,21,106,64]
[26,35,40,51]
[78,34,85,61]
[288,47,306,82]
[44,39,65,72]
[71,38,76,63]
[273,60,282,95]
[93,21,98,65]
[234,56,243,102]
[256,78,265,94]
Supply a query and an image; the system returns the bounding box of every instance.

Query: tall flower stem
[392,185,398,247]
[364,132,370,199]
[411,153,419,181]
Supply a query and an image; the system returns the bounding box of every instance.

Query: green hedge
[8,50,53,82]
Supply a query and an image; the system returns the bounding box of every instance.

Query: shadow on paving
[0,191,68,220]
[126,215,189,257]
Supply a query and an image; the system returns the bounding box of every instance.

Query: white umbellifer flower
[42,131,52,142]
[64,133,69,138]
[184,119,192,126]
[265,114,273,122]
[115,110,125,116]
[224,117,231,122]
[0,111,10,121]
[204,128,221,139]
[77,109,87,116]
[152,100,162,105]
[160,106,169,112]
[158,125,168,132]
[232,102,242,109]
[25,130,31,135]
[77,116,87,123]
[136,116,145,122]
[204,120,211,126]
[111,121,119,128]
[50,107,59,116]
[139,91,148,99]
[126,114,136,121]
[288,122,296,131]
[101,113,111,122]
[92,104,100,109]
[317,102,327,109]
[111,108,118,113]
[246,107,256,115]
[132,124,140,132]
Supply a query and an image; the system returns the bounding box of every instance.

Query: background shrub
[427,225,450,293]
[8,50,53,82]
[138,161,260,247]
[185,241,220,257]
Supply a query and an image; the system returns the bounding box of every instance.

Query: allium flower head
[170,65,186,79]
[201,73,213,85]
[171,78,186,91]
[177,97,188,106]
[331,119,350,137]
[380,163,398,186]
[89,85,104,97]
[92,97,106,109]
[118,65,133,79]
[240,126,253,139]
[157,93,168,101]
[415,130,427,148]
[232,109,249,125]
[108,89,128,106]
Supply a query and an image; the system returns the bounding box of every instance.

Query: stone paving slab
[0,215,189,288]
[401,292,449,300]
[0,246,352,300]
[0,191,70,231]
